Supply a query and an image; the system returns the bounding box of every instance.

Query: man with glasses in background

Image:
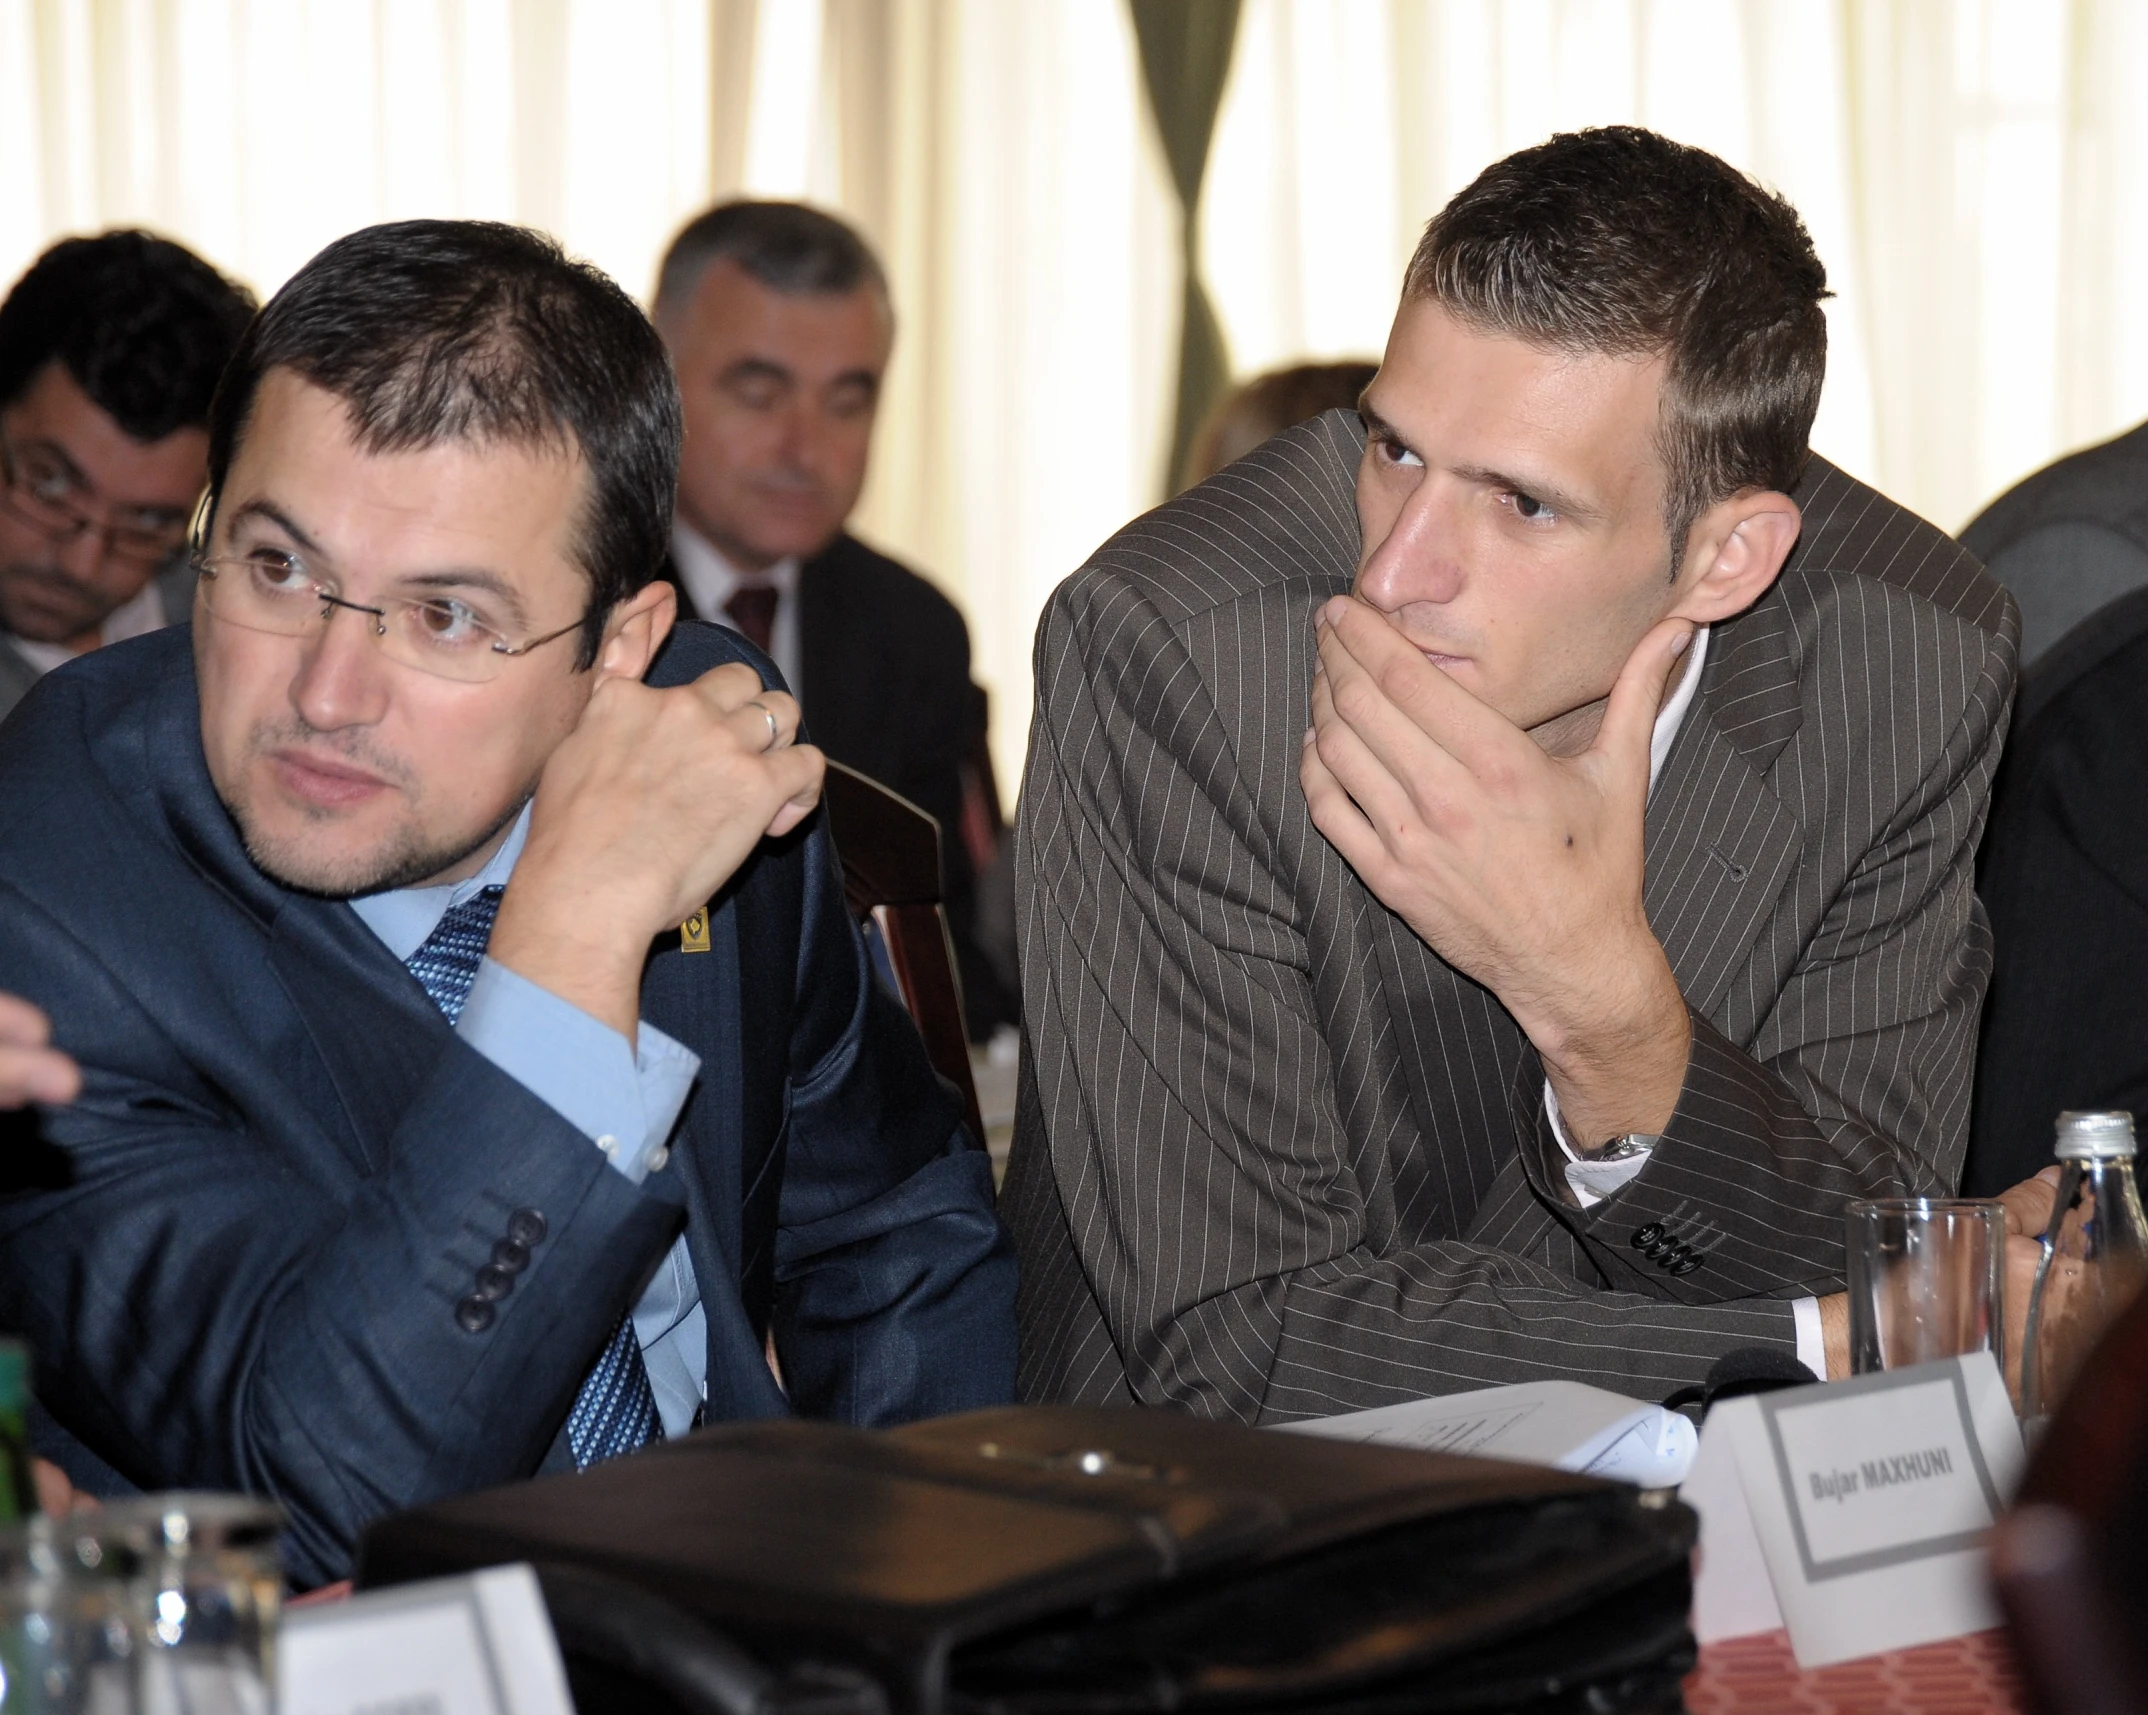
[0,220,1014,1584]
[0,231,255,720]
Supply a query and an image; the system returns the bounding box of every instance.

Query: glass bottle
[2021,1110,2148,1435]
[0,1342,35,1524]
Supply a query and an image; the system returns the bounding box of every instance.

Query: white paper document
[279,1563,574,1715]
[1682,1353,2024,1668]
[1276,1377,1698,1487]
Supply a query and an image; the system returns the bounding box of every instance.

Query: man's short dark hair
[1404,126,1829,569]
[207,219,680,670]
[653,200,888,325]
[0,230,256,442]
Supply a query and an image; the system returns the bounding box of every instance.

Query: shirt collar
[1648,623,1710,798]
[345,799,532,962]
[669,522,799,622]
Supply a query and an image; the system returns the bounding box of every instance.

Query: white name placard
[1683,1353,2024,1668]
[279,1563,574,1715]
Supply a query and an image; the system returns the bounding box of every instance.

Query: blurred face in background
[0,362,208,651]
[664,257,893,573]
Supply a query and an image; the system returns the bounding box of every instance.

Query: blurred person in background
[652,201,1013,1040]
[1966,575,2148,1193]
[1960,418,2148,669]
[1178,359,1379,493]
[1959,420,2148,1192]
[0,231,254,720]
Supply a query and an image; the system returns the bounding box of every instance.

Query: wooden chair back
[818,761,986,1149]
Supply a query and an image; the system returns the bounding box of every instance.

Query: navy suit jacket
[0,619,1016,1586]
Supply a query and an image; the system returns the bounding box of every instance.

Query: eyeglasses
[0,430,193,569]
[192,549,583,683]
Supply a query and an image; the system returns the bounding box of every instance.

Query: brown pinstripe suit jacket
[1004,410,2020,1419]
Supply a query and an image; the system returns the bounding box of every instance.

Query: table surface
[1685,1628,2026,1714]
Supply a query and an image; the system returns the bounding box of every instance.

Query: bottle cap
[0,1338,25,1409]
[2055,1110,2138,1160]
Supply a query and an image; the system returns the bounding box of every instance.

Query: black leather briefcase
[356,1405,1697,1715]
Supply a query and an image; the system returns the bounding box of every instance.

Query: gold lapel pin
[680,908,712,953]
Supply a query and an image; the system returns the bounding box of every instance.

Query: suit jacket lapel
[1643,702,1803,1024]
[641,902,743,1278]
[1645,588,1807,1026]
[265,898,447,1174]
[795,541,847,736]
[131,643,442,1175]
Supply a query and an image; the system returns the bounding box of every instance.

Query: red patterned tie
[724,583,778,655]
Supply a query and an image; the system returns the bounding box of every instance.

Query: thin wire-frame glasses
[0,432,192,569]
[191,550,582,683]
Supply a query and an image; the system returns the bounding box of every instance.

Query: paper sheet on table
[1276,1377,1697,1487]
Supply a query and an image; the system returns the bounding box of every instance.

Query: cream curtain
[1202,0,2148,558]
[4,2,2147,792]
[0,0,715,315]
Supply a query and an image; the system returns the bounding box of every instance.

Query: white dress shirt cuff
[1790,1294,1826,1380]
[1545,1081,1654,1208]
[457,956,701,1183]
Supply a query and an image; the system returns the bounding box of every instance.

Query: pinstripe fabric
[1004,410,2020,1422]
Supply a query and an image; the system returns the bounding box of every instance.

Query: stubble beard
[224,716,536,900]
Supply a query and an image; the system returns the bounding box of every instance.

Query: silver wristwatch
[1582,1131,1661,1162]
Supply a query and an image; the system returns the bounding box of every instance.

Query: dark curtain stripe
[1128,0,1240,498]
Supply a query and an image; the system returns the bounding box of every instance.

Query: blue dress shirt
[348,804,713,1435]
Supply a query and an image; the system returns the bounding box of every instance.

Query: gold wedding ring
[746,698,780,751]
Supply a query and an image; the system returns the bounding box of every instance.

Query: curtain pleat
[1127,0,1240,498]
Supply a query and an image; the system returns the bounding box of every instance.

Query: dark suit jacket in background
[1005,411,2018,1420]
[668,532,1014,1034]
[1966,582,2148,1193]
[0,620,1016,1586]
[1961,418,2148,667]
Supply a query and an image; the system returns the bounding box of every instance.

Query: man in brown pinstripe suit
[1006,127,2028,1418]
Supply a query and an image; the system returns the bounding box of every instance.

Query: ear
[594,579,678,685]
[1667,491,1802,627]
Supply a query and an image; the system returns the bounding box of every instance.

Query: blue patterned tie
[404,886,664,1468]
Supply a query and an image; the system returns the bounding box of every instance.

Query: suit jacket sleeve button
[1669,1253,1703,1275]
[1631,1223,1665,1251]
[490,1239,531,1274]
[475,1264,516,1301]
[455,1295,497,1333]
[508,1209,548,1246]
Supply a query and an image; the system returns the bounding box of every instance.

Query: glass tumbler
[88,1495,283,1715]
[0,1518,68,1713]
[0,1512,143,1715]
[1846,1197,2007,1376]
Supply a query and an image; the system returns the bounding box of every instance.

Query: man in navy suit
[0,220,1015,1586]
